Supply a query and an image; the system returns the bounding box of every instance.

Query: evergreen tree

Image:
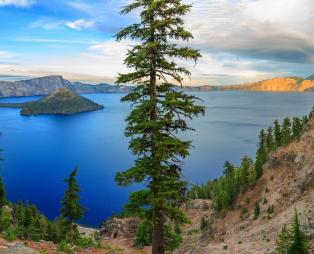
[253,202,260,220]
[23,202,33,228]
[275,225,291,254]
[60,168,85,243]
[281,118,292,146]
[0,176,6,220]
[255,129,267,178]
[273,120,282,148]
[135,220,152,248]
[292,117,302,140]
[288,211,310,254]
[275,210,310,254]
[302,116,308,126]
[239,156,253,193]
[223,161,237,203]
[247,165,257,188]
[266,126,275,152]
[115,1,204,253]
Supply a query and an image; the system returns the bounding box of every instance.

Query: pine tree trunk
[152,211,165,254]
[149,11,165,254]
[69,220,73,243]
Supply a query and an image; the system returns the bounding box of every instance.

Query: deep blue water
[0,92,313,227]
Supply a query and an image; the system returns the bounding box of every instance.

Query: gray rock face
[0,75,132,97]
[100,217,140,239]
[0,243,37,254]
[0,76,65,97]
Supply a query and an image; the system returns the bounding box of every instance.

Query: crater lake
[0,91,313,226]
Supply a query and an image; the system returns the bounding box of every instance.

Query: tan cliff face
[221,77,314,92]
[300,80,314,91]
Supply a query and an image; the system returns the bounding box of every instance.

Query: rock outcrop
[100,217,140,239]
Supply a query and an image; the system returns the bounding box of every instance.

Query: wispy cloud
[0,0,36,7]
[29,17,64,30]
[65,19,95,30]
[65,0,133,33]
[16,37,97,44]
[0,51,14,59]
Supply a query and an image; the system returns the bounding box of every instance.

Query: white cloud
[30,18,64,30]
[65,19,95,30]
[3,0,314,85]
[0,0,35,7]
[16,37,96,44]
[0,51,14,59]
[185,0,314,63]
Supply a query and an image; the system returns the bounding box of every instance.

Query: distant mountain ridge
[220,77,314,92]
[0,74,314,97]
[0,75,132,97]
[306,74,314,80]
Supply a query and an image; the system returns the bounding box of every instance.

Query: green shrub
[0,209,12,231]
[242,207,248,215]
[75,236,99,248]
[253,202,260,220]
[134,220,152,248]
[4,227,17,241]
[57,240,75,254]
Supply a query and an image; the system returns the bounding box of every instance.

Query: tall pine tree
[266,126,275,152]
[273,120,282,148]
[115,1,204,253]
[281,117,292,146]
[60,168,85,243]
[255,129,267,178]
[292,117,302,140]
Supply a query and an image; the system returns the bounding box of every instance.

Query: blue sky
[0,0,314,85]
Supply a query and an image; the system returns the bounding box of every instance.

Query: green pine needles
[61,167,85,243]
[275,210,310,254]
[115,1,204,253]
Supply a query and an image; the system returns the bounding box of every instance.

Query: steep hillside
[175,114,314,254]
